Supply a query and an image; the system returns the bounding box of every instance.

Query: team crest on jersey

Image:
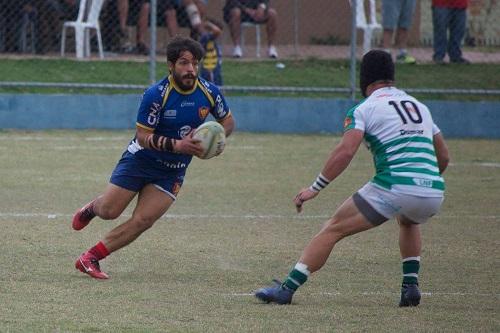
[343,117,352,129]
[171,182,182,196]
[198,106,209,119]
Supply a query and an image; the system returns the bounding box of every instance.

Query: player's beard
[173,71,196,91]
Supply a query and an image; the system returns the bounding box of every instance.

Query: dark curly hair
[166,36,205,64]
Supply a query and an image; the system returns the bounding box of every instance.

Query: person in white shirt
[255,50,450,307]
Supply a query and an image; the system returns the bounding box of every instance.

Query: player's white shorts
[353,182,444,225]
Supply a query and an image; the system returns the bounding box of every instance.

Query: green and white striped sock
[283,263,310,292]
[402,256,420,285]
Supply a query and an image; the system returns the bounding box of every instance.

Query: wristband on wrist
[147,134,177,152]
[309,173,331,192]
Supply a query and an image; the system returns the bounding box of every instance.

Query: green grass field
[0,130,499,332]
[0,58,499,101]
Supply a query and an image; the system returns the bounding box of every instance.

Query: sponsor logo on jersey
[155,159,187,169]
[215,95,226,117]
[200,79,213,94]
[198,106,209,119]
[147,102,162,126]
[376,94,393,98]
[181,100,195,107]
[400,129,424,135]
[414,178,433,188]
[179,125,192,138]
[165,109,177,118]
[160,82,169,98]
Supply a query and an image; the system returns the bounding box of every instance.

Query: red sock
[88,241,110,260]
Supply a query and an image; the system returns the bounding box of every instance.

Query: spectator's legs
[432,6,449,62]
[165,8,179,37]
[228,7,242,47]
[33,0,62,53]
[182,0,203,34]
[395,0,416,57]
[117,0,133,51]
[265,8,278,58]
[382,28,394,52]
[394,28,409,52]
[448,8,466,62]
[228,6,242,57]
[265,8,277,47]
[194,0,207,20]
[381,0,397,54]
[117,0,129,34]
[137,2,150,47]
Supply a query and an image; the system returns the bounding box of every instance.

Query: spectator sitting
[117,0,150,55]
[382,0,417,64]
[199,18,224,87]
[432,0,470,64]
[14,0,79,54]
[160,0,205,39]
[223,0,278,58]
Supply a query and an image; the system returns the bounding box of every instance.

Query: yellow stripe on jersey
[136,122,154,131]
[161,84,173,109]
[197,81,215,107]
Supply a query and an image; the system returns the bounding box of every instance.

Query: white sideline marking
[228,291,499,297]
[0,136,129,141]
[0,212,499,220]
[450,162,500,168]
[52,146,123,150]
[49,145,259,151]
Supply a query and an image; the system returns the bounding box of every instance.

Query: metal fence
[0,0,499,98]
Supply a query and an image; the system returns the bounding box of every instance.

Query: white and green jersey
[344,87,444,197]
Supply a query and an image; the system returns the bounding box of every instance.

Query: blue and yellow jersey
[200,33,223,86]
[126,75,231,170]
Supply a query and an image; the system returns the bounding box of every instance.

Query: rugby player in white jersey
[255,50,450,306]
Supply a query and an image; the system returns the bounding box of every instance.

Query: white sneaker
[233,45,242,58]
[268,45,278,58]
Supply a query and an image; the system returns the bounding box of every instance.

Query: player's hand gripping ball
[192,121,226,159]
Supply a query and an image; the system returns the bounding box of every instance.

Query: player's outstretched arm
[294,129,364,213]
[320,129,364,181]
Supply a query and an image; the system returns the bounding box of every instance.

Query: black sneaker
[433,57,446,65]
[399,283,421,307]
[450,57,471,64]
[135,43,149,55]
[255,279,294,304]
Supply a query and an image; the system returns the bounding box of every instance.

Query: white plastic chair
[61,0,104,59]
[241,22,261,58]
[350,0,382,54]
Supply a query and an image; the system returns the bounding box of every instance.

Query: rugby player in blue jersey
[72,36,235,279]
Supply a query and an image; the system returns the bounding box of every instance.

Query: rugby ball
[193,121,226,159]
